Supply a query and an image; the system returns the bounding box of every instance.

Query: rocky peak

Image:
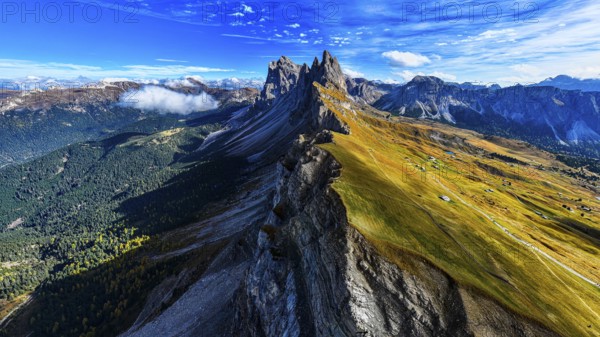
[203,51,350,160]
[257,51,348,107]
[346,78,392,105]
[308,50,347,92]
[260,56,303,101]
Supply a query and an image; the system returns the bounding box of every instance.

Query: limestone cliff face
[345,77,392,105]
[199,50,349,160]
[123,51,563,337]
[260,56,304,102]
[228,133,560,337]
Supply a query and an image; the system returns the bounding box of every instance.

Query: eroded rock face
[200,50,350,160]
[345,77,392,105]
[230,134,561,337]
[261,56,304,102]
[123,51,563,337]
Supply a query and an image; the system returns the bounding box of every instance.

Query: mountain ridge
[1,51,599,337]
[373,75,600,158]
[533,75,600,92]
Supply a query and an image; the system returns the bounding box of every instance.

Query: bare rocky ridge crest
[121,51,563,337]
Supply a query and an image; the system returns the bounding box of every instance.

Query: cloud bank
[342,65,365,79]
[382,51,432,67]
[0,59,233,79]
[120,85,219,115]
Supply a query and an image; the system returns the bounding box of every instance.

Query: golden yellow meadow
[317,83,600,337]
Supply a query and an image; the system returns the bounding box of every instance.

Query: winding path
[365,145,600,290]
[432,173,600,289]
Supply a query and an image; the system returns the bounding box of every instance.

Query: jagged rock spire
[309,50,347,92]
[260,51,347,105]
[260,55,304,101]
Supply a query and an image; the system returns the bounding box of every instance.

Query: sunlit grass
[316,83,600,337]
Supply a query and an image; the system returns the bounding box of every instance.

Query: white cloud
[568,65,600,79]
[330,36,351,46]
[342,66,365,78]
[429,71,457,81]
[382,51,431,67]
[0,59,233,79]
[102,77,133,83]
[378,78,401,84]
[478,29,517,40]
[509,64,543,77]
[221,33,270,41]
[163,76,204,88]
[122,65,233,76]
[394,70,424,82]
[241,4,254,13]
[287,23,300,28]
[120,85,219,115]
[497,64,551,85]
[156,58,188,63]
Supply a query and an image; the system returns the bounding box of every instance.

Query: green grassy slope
[317,83,600,337]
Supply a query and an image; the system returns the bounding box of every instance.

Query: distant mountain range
[446,75,600,92]
[3,71,600,165]
[371,76,600,158]
[0,80,258,167]
[532,75,600,92]
[448,82,502,90]
[1,76,265,91]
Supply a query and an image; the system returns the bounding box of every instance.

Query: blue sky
[1,0,599,85]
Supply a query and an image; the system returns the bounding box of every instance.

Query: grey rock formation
[199,50,349,161]
[226,132,561,337]
[345,77,393,105]
[123,52,563,337]
[261,56,304,102]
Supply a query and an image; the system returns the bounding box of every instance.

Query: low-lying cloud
[120,85,218,115]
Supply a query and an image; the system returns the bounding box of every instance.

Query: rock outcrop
[260,56,304,102]
[229,130,561,337]
[199,51,350,160]
[123,51,564,337]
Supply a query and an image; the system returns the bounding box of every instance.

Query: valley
[4,0,600,334]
